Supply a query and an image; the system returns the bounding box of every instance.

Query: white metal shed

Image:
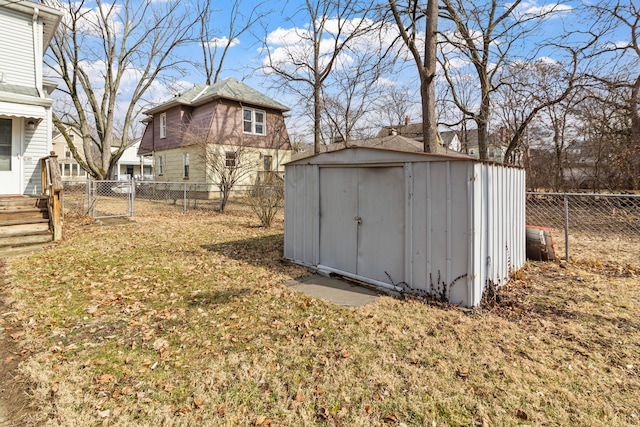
[284,140,525,307]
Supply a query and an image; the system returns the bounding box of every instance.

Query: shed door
[319,166,404,285]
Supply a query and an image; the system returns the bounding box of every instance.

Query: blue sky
[46,0,634,142]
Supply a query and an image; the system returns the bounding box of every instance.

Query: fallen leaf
[96,373,115,384]
[97,409,110,418]
[384,413,398,422]
[457,367,470,379]
[254,415,271,425]
[516,409,529,421]
[295,390,304,402]
[193,396,203,409]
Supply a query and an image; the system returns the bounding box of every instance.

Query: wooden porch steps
[0,196,53,257]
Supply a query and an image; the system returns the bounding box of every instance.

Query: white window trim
[183,152,189,179]
[242,107,266,135]
[159,113,167,139]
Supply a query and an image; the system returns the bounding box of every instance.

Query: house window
[243,108,265,135]
[183,152,189,179]
[65,149,71,158]
[225,151,237,168]
[160,113,167,139]
[0,118,12,171]
[158,155,164,175]
[263,155,272,171]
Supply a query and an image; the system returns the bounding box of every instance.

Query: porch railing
[40,152,63,241]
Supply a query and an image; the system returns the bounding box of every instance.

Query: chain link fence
[62,180,639,264]
[526,192,640,264]
[62,179,276,218]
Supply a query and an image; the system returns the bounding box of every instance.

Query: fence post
[86,176,91,215]
[131,178,135,217]
[183,182,187,214]
[564,193,569,262]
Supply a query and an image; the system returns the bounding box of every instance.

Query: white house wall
[22,117,50,194]
[0,7,36,87]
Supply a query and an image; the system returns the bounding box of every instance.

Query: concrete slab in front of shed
[285,275,380,307]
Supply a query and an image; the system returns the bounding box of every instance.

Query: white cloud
[508,1,573,20]
[204,37,240,48]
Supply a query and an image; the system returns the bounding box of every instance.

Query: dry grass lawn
[1,212,639,426]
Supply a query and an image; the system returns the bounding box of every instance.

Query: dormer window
[243,108,265,135]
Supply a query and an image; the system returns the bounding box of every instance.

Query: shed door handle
[354,216,362,224]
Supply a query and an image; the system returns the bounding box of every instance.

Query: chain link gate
[88,178,134,219]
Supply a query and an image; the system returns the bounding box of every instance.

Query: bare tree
[262,0,380,154]
[46,0,200,179]
[182,122,256,213]
[586,0,639,147]
[198,0,269,85]
[320,42,396,144]
[375,85,418,127]
[438,0,569,160]
[388,0,439,152]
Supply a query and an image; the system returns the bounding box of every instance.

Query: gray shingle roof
[0,83,40,98]
[144,78,289,115]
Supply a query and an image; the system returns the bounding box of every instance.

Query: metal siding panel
[447,161,471,305]
[319,168,358,274]
[283,165,296,260]
[298,166,319,265]
[404,163,413,286]
[427,162,449,295]
[356,166,405,285]
[410,163,428,292]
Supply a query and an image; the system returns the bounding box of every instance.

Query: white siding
[0,8,36,87]
[22,117,49,194]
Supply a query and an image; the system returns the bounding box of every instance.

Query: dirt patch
[0,260,36,425]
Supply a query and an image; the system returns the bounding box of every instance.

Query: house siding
[0,8,36,87]
[151,145,291,186]
[23,117,50,193]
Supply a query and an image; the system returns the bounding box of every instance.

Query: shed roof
[144,78,289,115]
[289,135,474,163]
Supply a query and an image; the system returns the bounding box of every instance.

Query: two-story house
[138,78,292,187]
[0,0,61,195]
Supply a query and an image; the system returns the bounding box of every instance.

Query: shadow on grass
[187,288,251,306]
[201,233,286,271]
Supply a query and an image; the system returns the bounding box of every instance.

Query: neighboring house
[454,129,508,162]
[0,0,62,195]
[138,78,292,186]
[51,127,88,181]
[376,120,462,152]
[112,139,153,180]
[53,128,154,181]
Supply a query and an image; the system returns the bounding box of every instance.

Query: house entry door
[0,117,22,195]
[319,166,405,285]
